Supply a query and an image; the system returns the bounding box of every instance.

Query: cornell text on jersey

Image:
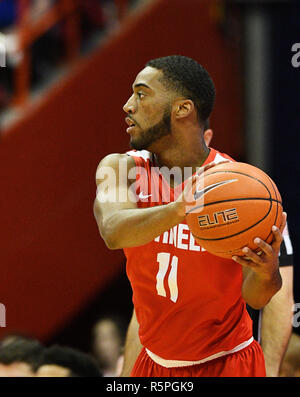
[154,223,206,252]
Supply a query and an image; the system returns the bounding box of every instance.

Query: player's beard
[129,106,171,151]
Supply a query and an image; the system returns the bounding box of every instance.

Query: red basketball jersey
[123,148,253,362]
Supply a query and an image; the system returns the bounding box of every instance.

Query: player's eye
[137,92,145,99]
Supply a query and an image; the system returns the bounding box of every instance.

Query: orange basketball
[186,161,283,259]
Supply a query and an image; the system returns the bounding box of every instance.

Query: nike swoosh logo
[194,179,238,200]
[139,192,152,199]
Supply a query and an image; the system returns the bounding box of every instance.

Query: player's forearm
[261,300,293,376]
[120,311,143,377]
[261,267,294,376]
[242,269,282,310]
[121,337,142,377]
[100,201,184,249]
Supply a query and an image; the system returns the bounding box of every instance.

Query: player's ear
[173,99,194,120]
[204,128,213,146]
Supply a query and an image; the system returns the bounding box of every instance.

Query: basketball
[186,161,283,259]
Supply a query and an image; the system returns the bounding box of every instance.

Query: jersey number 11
[156,252,178,303]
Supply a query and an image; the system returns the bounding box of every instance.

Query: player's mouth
[125,117,139,133]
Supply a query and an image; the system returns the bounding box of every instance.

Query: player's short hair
[146,55,215,124]
[40,345,102,377]
[203,119,210,131]
[0,336,44,370]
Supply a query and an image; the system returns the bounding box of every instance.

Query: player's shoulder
[95,153,136,185]
[96,153,136,169]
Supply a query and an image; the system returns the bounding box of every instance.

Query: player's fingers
[240,246,265,264]
[195,160,230,175]
[184,174,198,204]
[279,212,287,234]
[232,255,259,269]
[270,225,284,252]
[203,161,217,172]
[195,161,216,176]
[192,161,218,191]
[271,211,286,247]
[188,160,230,203]
[252,237,273,256]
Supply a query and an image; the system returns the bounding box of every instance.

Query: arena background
[0,0,299,357]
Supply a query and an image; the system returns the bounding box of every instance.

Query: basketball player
[94,55,286,377]
[203,123,294,377]
[254,242,294,377]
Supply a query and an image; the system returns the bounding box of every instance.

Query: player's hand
[173,161,229,219]
[232,212,287,279]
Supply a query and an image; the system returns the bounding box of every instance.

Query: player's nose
[123,95,136,114]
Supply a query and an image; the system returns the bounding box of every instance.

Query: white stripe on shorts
[145,337,254,368]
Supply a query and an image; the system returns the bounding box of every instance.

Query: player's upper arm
[93,153,137,245]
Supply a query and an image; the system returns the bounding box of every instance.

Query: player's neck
[152,142,210,173]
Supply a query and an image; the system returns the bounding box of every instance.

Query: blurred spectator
[0,335,102,377]
[279,332,300,377]
[91,314,127,377]
[36,344,102,377]
[0,335,44,377]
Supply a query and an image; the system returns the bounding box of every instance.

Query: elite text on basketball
[197,208,239,228]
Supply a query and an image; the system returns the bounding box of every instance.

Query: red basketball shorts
[130,340,266,377]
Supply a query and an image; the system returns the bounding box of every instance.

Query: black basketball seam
[186,169,280,216]
[191,199,274,241]
[192,199,283,242]
[264,177,281,243]
[202,169,276,201]
[204,169,270,185]
[192,213,268,241]
[186,197,281,215]
[189,167,282,243]
[192,219,270,241]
